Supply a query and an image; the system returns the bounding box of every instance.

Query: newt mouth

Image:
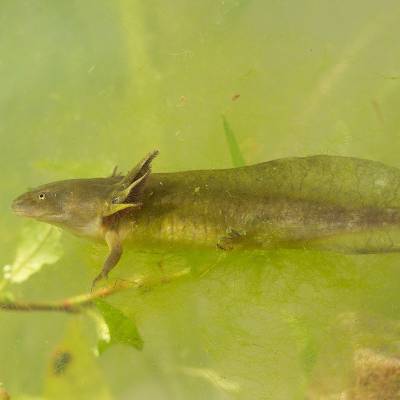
[11,198,32,217]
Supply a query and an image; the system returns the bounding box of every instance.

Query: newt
[11,151,400,287]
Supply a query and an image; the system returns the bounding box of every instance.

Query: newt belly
[11,151,400,287]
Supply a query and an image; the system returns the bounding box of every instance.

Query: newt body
[12,151,400,286]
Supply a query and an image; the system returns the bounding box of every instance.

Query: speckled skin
[129,155,400,252]
[11,154,400,284]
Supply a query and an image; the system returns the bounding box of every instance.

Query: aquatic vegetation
[1,224,62,285]
[1,1,400,399]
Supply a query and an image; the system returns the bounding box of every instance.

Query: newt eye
[111,197,119,204]
[38,192,46,200]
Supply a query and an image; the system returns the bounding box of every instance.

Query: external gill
[102,151,159,218]
[111,173,149,204]
[119,150,159,192]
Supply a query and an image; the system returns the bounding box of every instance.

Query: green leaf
[3,223,63,284]
[95,299,144,353]
[44,322,112,400]
[222,115,246,167]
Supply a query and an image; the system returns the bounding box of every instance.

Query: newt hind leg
[217,228,246,250]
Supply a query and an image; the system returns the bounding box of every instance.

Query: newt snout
[12,193,40,218]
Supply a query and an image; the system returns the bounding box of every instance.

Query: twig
[0,269,189,314]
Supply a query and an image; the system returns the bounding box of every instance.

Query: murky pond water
[1,1,400,399]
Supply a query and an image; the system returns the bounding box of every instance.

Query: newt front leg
[91,230,123,289]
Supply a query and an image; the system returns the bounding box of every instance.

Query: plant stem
[0,269,189,314]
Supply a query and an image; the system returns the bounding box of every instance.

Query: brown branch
[0,269,189,314]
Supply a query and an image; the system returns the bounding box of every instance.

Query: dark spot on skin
[52,351,72,375]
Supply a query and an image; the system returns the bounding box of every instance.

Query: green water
[1,1,400,399]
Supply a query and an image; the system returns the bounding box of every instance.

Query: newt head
[11,178,118,238]
[12,182,64,220]
[11,150,159,240]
